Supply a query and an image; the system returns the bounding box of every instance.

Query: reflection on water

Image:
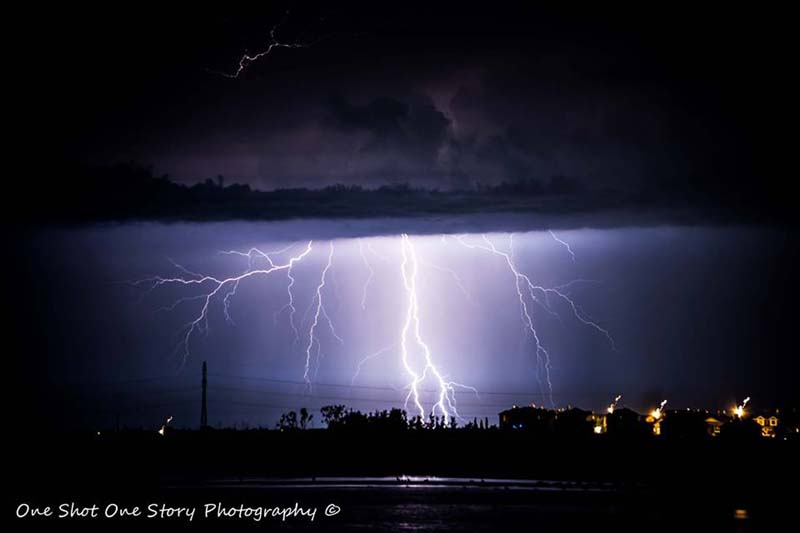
[183,476,619,492]
[157,477,756,531]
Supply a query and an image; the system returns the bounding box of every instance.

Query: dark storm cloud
[321,93,451,184]
[22,156,791,228]
[438,65,689,190]
[11,3,793,225]
[226,64,694,193]
[326,95,450,154]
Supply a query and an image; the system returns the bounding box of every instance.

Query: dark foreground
[9,430,797,531]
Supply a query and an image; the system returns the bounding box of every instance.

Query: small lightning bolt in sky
[548,230,576,262]
[351,344,397,386]
[358,239,374,311]
[419,257,471,301]
[210,11,322,79]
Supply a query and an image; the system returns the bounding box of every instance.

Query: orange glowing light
[733,397,750,418]
[607,394,622,414]
[650,400,667,421]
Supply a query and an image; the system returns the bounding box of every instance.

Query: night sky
[8,4,797,429]
[15,4,793,197]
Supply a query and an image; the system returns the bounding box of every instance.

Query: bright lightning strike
[399,234,476,424]
[136,231,614,417]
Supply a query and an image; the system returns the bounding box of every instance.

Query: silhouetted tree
[320,405,347,428]
[276,411,298,431]
[299,407,313,430]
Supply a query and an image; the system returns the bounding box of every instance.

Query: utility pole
[200,361,208,429]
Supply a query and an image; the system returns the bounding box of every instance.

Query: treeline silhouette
[20,160,788,225]
[274,405,493,432]
[267,404,793,445]
[28,161,623,224]
[14,403,794,501]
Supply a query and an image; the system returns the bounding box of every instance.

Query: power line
[59,375,198,387]
[201,361,208,429]
[79,398,197,414]
[210,385,530,409]
[207,372,601,398]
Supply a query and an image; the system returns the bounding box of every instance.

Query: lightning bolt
[133,241,313,365]
[548,230,576,262]
[399,234,477,425]
[450,232,617,406]
[349,238,396,385]
[303,242,342,388]
[351,344,397,385]
[218,242,296,326]
[358,239,374,311]
[451,234,554,403]
[271,246,304,345]
[135,231,612,418]
[367,240,390,262]
[210,11,321,79]
[419,258,471,301]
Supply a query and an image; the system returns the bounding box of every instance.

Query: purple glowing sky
[19,219,793,429]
